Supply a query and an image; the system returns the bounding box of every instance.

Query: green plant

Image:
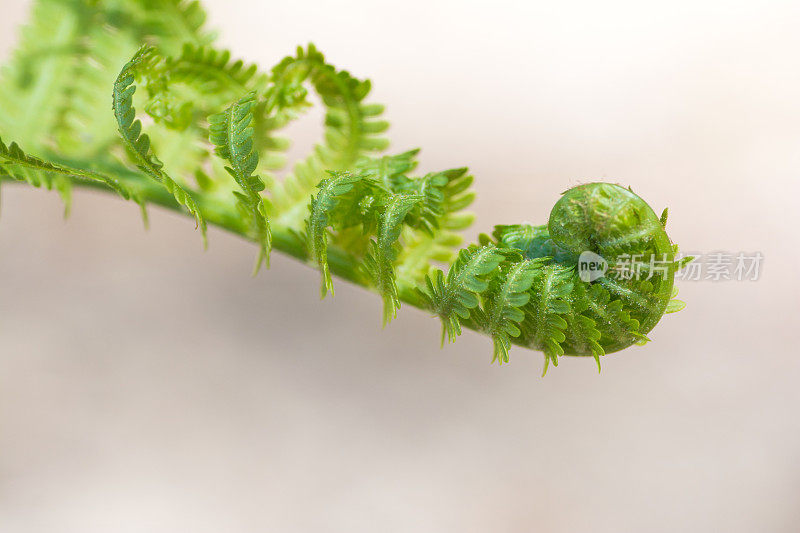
[0,0,689,374]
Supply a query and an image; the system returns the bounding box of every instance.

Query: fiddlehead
[0,0,690,374]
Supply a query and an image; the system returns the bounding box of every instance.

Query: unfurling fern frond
[363,193,424,325]
[209,93,272,271]
[112,46,207,244]
[420,245,506,345]
[0,0,690,375]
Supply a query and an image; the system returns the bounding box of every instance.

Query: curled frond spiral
[0,0,690,374]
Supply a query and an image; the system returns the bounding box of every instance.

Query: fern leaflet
[476,257,546,365]
[420,245,505,345]
[112,46,207,244]
[363,193,424,325]
[306,172,370,297]
[209,93,272,271]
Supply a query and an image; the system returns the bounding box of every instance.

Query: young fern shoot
[0,0,690,374]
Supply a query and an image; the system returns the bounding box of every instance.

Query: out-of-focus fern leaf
[0,0,92,150]
[53,23,140,158]
[420,245,505,344]
[270,44,389,228]
[665,286,686,313]
[112,0,213,56]
[148,44,269,128]
[112,46,207,243]
[209,93,272,271]
[355,149,420,190]
[0,0,214,158]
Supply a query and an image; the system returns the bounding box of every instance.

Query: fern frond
[52,22,140,158]
[121,0,213,56]
[355,149,420,190]
[395,167,476,284]
[270,44,390,228]
[420,245,505,345]
[134,44,265,193]
[363,193,424,325]
[166,44,266,95]
[583,283,644,351]
[0,1,689,375]
[476,257,546,365]
[0,137,138,204]
[522,264,574,375]
[112,46,207,244]
[0,0,93,150]
[562,280,605,371]
[209,93,272,271]
[151,0,213,53]
[306,172,370,297]
[147,44,269,130]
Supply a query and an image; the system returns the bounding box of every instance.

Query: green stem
[0,172,430,310]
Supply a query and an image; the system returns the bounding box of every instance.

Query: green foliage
[0,0,690,375]
[209,93,272,271]
[523,264,574,375]
[112,46,207,243]
[395,167,476,283]
[0,136,141,216]
[562,281,605,371]
[306,171,374,297]
[474,257,547,365]
[419,245,506,345]
[269,44,390,229]
[363,193,424,325]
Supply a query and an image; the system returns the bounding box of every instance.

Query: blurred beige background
[2,0,800,531]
